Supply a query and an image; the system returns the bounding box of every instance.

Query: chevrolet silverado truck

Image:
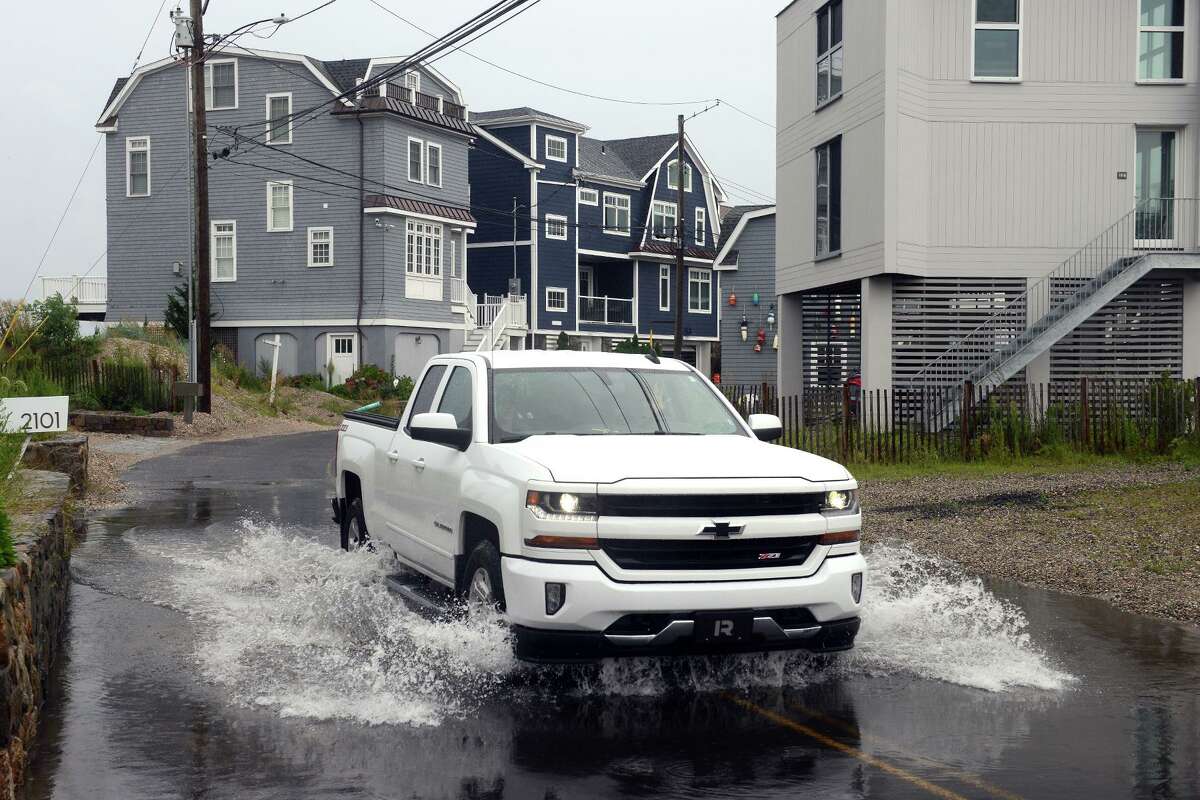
[332,351,865,663]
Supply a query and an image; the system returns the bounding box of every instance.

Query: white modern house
[776,0,1200,396]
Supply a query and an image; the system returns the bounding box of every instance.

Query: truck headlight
[526,490,598,521]
[822,489,858,516]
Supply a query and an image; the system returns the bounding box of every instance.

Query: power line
[716,98,775,129]
[132,0,171,71]
[711,172,774,203]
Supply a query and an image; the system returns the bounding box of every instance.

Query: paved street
[22,432,1200,800]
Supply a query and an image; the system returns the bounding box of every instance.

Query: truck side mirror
[409,412,471,450]
[748,413,782,442]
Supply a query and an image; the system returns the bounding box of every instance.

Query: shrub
[614,333,662,356]
[283,373,327,392]
[555,331,570,351]
[336,365,414,406]
[164,282,191,341]
[0,509,14,569]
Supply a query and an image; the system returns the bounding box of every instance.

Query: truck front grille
[599,536,818,571]
[596,493,823,518]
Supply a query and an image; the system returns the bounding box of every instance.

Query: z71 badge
[758,552,782,560]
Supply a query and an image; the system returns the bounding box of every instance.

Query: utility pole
[672,113,686,360]
[188,0,212,412]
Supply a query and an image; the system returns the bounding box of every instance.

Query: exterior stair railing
[474,294,529,352]
[911,197,1198,425]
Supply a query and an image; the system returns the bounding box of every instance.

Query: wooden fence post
[1080,376,1090,451]
[841,383,850,462]
[1194,377,1200,438]
[961,381,972,460]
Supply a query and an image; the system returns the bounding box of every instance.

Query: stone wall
[69,410,173,437]
[22,435,88,495]
[0,471,78,799]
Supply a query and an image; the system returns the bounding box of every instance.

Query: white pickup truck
[333,351,865,663]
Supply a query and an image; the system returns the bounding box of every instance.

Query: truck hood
[499,434,851,484]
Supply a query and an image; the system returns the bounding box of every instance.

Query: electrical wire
[132,0,171,72]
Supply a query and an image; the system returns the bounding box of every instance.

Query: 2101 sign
[0,397,69,434]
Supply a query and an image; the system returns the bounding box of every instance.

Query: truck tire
[341,498,370,552]
[463,541,506,612]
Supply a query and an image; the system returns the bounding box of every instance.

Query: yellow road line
[787,704,1026,800]
[724,693,970,800]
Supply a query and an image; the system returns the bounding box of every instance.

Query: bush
[283,373,327,391]
[614,333,662,356]
[336,365,414,406]
[0,509,14,569]
[212,345,264,392]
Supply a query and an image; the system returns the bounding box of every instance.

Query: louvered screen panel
[1050,277,1183,381]
[892,276,1028,388]
[800,283,861,386]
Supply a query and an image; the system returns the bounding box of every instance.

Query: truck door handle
[387,450,401,462]
[411,458,426,471]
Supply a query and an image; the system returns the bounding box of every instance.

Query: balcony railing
[580,295,634,325]
[375,83,466,120]
[41,276,106,305]
[449,276,469,306]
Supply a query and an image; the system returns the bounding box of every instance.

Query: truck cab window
[405,364,446,433]
[437,366,473,431]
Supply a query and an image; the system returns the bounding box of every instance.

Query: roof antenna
[645,351,660,365]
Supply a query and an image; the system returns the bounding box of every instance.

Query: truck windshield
[491,368,745,442]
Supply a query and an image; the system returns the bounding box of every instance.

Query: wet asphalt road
[21,431,1200,800]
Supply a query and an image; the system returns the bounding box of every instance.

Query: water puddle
[136,522,1073,727]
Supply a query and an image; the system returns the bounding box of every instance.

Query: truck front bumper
[501,553,865,663]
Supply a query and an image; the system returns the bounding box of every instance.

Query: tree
[555,331,570,351]
[615,333,662,356]
[29,294,80,357]
[165,282,191,341]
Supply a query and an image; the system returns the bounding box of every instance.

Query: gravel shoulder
[861,463,1200,624]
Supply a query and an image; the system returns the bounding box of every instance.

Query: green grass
[848,450,1193,482]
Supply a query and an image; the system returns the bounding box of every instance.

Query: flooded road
[24,432,1200,799]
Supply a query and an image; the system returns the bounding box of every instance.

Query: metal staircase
[914,198,1199,428]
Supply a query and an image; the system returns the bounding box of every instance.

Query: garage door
[394,332,441,380]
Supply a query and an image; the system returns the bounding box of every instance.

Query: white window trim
[667,159,693,192]
[266,180,294,232]
[971,0,1023,82]
[578,187,599,205]
[408,136,425,184]
[307,226,334,268]
[1136,2,1187,84]
[651,200,679,241]
[603,192,631,236]
[658,265,670,311]
[695,207,706,245]
[545,134,569,163]
[688,267,712,314]
[545,213,569,241]
[405,219,444,277]
[125,136,150,198]
[211,220,237,283]
[426,142,443,187]
[545,286,568,312]
[815,0,845,108]
[404,70,421,94]
[205,59,239,110]
[265,92,293,145]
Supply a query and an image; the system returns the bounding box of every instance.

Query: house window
[211,221,237,282]
[267,181,293,232]
[694,208,706,244]
[816,0,843,107]
[426,142,442,187]
[546,287,568,312]
[973,0,1022,80]
[667,159,693,191]
[688,268,711,313]
[1139,0,1185,81]
[408,137,424,183]
[404,70,421,94]
[603,192,631,234]
[651,201,678,241]
[579,187,599,205]
[659,265,670,311]
[265,93,292,144]
[815,136,842,258]
[545,134,568,162]
[308,227,333,267]
[406,220,442,277]
[126,137,150,197]
[205,60,237,109]
[545,214,568,240]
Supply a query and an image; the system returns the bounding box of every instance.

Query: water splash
[149,524,1071,726]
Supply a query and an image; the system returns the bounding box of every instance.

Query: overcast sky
[0,0,778,302]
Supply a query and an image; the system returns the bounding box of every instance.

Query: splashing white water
[145,523,1071,726]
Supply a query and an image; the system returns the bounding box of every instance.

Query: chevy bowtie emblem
[699,520,744,538]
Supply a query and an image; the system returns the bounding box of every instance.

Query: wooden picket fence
[3,356,179,413]
[720,377,1200,463]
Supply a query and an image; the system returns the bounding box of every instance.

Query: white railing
[449,276,470,306]
[579,295,634,325]
[41,276,106,305]
[474,294,529,352]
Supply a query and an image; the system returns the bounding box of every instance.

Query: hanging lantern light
[766,304,776,328]
[728,291,737,307]
[739,315,749,342]
[752,292,760,306]
[772,332,780,350]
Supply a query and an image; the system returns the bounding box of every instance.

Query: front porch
[578,259,635,332]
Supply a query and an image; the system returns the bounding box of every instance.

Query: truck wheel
[341,498,370,552]
[463,541,505,612]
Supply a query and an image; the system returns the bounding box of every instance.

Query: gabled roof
[578,137,640,182]
[470,106,588,133]
[321,58,372,93]
[602,134,679,180]
[714,205,775,269]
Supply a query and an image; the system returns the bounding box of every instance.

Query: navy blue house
[467,107,727,371]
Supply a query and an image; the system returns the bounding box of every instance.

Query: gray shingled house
[95,46,520,383]
[714,205,776,387]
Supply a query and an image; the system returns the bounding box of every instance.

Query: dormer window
[545,134,568,162]
[652,201,678,241]
[404,71,421,94]
[667,159,692,192]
